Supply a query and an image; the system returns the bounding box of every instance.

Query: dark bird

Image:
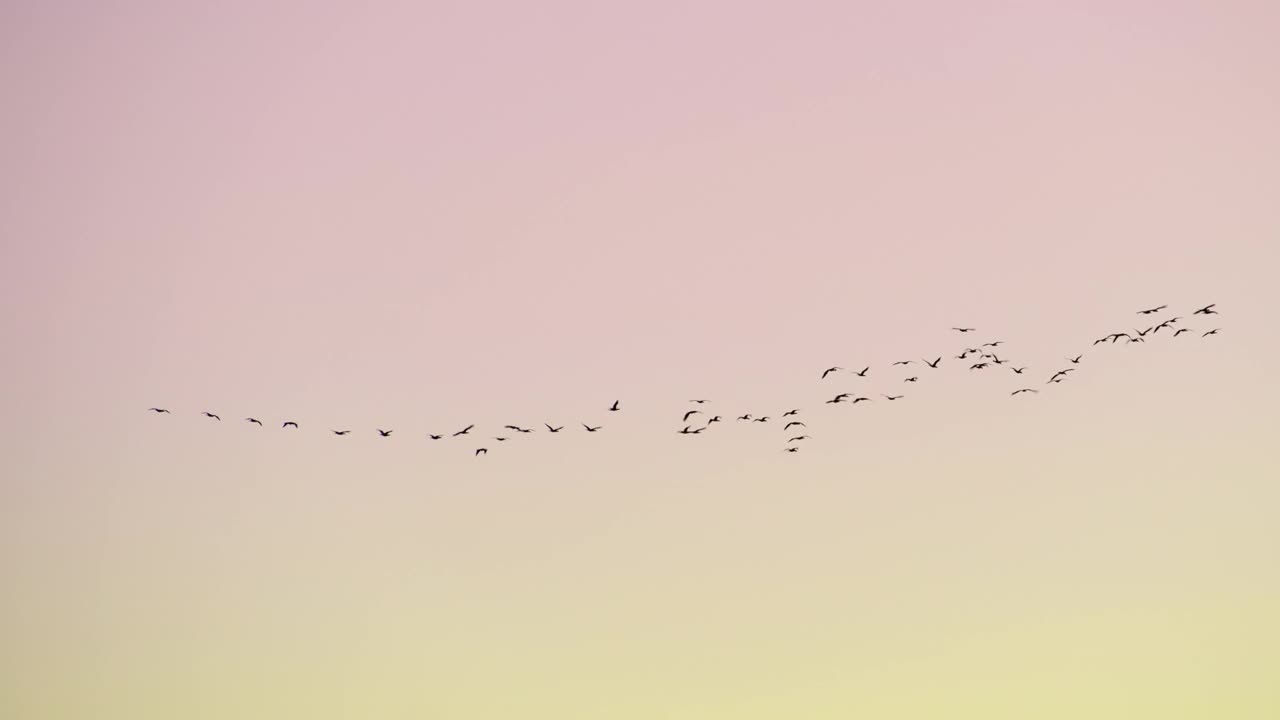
[453,424,474,437]
[493,436,508,441]
[1093,336,1109,346]
[1048,369,1074,382]
[202,412,221,421]
[475,448,487,456]
[707,415,722,424]
[853,367,870,377]
[893,360,913,366]
[990,355,1008,365]
[821,366,842,379]
[970,363,989,370]
[429,434,444,440]
[904,376,918,382]
[1153,318,1181,333]
[1011,388,1038,396]
[827,393,851,404]
[609,400,620,412]
[784,421,806,430]
[377,429,393,437]
[952,327,976,333]
[1202,328,1220,337]
[1110,333,1132,343]
[788,436,811,443]
[883,394,904,400]
[544,424,564,432]
[1067,355,1082,364]
[984,341,1004,347]
[583,424,602,432]
[282,421,298,429]
[784,447,799,453]
[682,410,701,422]
[690,399,709,404]
[955,352,970,360]
[851,397,871,404]
[782,409,800,417]
[753,417,770,423]
[1173,328,1192,337]
[245,417,263,426]
[333,430,350,435]
[148,408,170,413]
[504,425,533,433]
[964,348,981,355]
[737,414,754,421]
[1138,305,1167,315]
[1135,327,1153,337]
[924,357,942,368]
[1193,304,1217,315]
[678,426,704,435]
[1011,366,1027,374]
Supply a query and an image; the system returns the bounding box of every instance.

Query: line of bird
[148,304,1220,456]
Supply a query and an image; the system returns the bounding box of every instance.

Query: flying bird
[682,410,701,422]
[583,424,602,432]
[475,448,487,456]
[1011,366,1027,374]
[784,447,799,453]
[453,425,474,436]
[924,357,941,368]
[893,360,913,366]
[1173,328,1192,337]
[609,400,620,412]
[952,327,976,333]
[970,363,989,370]
[544,424,564,432]
[753,417,771,423]
[333,430,350,435]
[1138,305,1167,315]
[883,394,904,400]
[1048,369,1074,382]
[788,435,812,442]
[148,408,170,413]
[707,415,722,424]
[690,399,709,404]
[903,376,918,382]
[1202,328,1220,337]
[821,366,842,379]
[282,421,298,429]
[826,393,851,404]
[737,414,754,421]
[493,437,508,441]
[1193,304,1217,315]
[853,367,870,377]
[983,341,1004,347]
[504,425,533,433]
[1067,355,1082,364]
[377,429,393,437]
[678,426,704,435]
[245,418,262,426]
[1011,388,1038,396]
[202,412,220,421]
[429,434,443,440]
[851,397,871,404]
[784,421,806,430]
[782,409,800,417]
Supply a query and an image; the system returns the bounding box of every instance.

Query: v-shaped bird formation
[147,302,1221,456]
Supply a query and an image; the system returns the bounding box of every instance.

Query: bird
[1048,369,1074,382]
[282,421,298,429]
[883,394,904,400]
[690,399,709,404]
[333,430,350,435]
[853,367,870,377]
[1011,388,1038,396]
[453,424,474,437]
[1202,328,1220,337]
[544,424,564,432]
[753,416,771,423]
[148,408,170,413]
[784,421,806,430]
[1093,336,1109,345]
[955,352,970,360]
[475,448,487,456]
[584,424,602,432]
[827,393,851,404]
[990,355,1008,365]
[788,435,811,443]
[504,425,533,433]
[429,434,444,440]
[678,426,704,435]
[377,429,393,437]
[1011,366,1027,374]
[903,376,918,382]
[821,366,842,379]
[1138,305,1167,315]
[952,327,976,333]
[1110,333,1132,343]
[893,360,913,366]
[782,409,800,417]
[970,363,989,370]
[682,410,701,422]
[202,412,220,421]
[1153,318,1182,333]
[1067,355,1082,364]
[1174,328,1192,337]
[784,447,799,453]
[245,418,263,426]
[707,415,722,424]
[493,437,508,442]
[851,397,871,404]
[924,357,941,368]
[984,341,1004,347]
[609,400,620,412]
[737,414,754,421]
[1134,327,1153,337]
[1193,304,1217,315]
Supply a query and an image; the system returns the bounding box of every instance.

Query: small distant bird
[1109,333,1132,343]
[953,327,976,333]
[1193,304,1217,315]
[282,421,298,429]
[822,366,842,379]
[475,448,487,456]
[990,355,1008,365]
[493,437,508,442]
[429,434,443,440]
[924,357,941,368]
[1135,327,1153,337]
[853,367,870,377]
[202,412,220,421]
[828,393,851,404]
[956,352,970,360]
[970,363,989,370]
[453,424,474,437]
[737,414,754,421]
[1067,355,1082,364]
[1048,369,1074,382]
[545,424,563,433]
[682,410,701,422]
[1093,336,1109,345]
[1011,388,1038,396]
[1202,328,1220,337]
[1138,305,1167,315]
[504,425,533,433]
[788,435,811,442]
[784,421,806,430]
[678,426,704,435]
[784,447,799,453]
[245,417,262,426]
[883,394,903,400]
[609,400,620,412]
[904,376,918,382]
[377,429,393,437]
[893,360,913,366]
[1011,366,1027,374]
[149,408,170,413]
[851,397,871,404]
[333,430,350,435]
[753,417,770,423]
[1173,328,1192,337]
[707,415,722,424]
[583,424,602,432]
[984,341,1004,347]
[690,399,709,404]
[782,409,800,417]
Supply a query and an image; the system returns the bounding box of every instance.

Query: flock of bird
[147,303,1221,457]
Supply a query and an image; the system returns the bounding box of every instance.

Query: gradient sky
[3,1,1279,717]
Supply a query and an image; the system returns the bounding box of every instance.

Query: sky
[2,1,1279,717]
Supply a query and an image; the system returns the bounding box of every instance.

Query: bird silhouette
[904,376,918,382]
[851,397,871,404]
[377,429,393,437]
[583,424,602,432]
[707,415,722,424]
[924,357,941,368]
[893,360,913,366]
[784,421,806,430]
[1067,355,1082,364]
[493,437,508,442]
[544,424,563,433]
[245,418,262,426]
[990,355,1008,365]
[429,434,444,440]
[883,394,904,400]
[678,426,704,435]
[853,367,870,377]
[1011,366,1027,374]
[202,412,220,421]
[970,363,989,370]
[1202,328,1220,337]
[1011,388,1038,396]
[453,424,474,437]
[333,430,351,435]
[826,393,851,404]
[282,421,298,429]
[504,425,533,433]
[984,341,1004,347]
[148,408,170,413]
[682,410,701,422]
[609,401,620,411]
[788,435,812,442]
[782,409,800,417]
[1048,369,1074,382]
[1193,304,1217,315]
[821,366,842,379]
[738,414,754,421]
[475,448,487,456]
[952,327,976,333]
[753,417,771,423]
[1138,305,1167,315]
[690,399,709,404]
[1173,328,1192,337]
